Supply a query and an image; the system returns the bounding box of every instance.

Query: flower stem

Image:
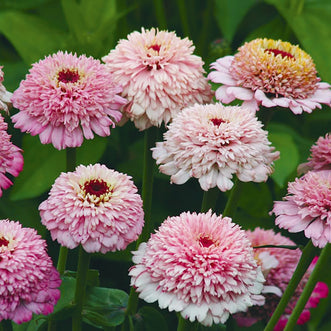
[201,187,219,213]
[72,246,91,331]
[222,178,242,218]
[0,320,12,331]
[153,0,167,29]
[264,240,319,331]
[284,243,331,330]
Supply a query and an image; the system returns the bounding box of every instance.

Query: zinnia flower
[152,103,279,191]
[298,133,331,174]
[234,228,328,330]
[272,170,331,248]
[102,27,213,130]
[129,211,265,326]
[0,219,61,324]
[208,38,331,113]
[11,51,126,150]
[0,67,12,113]
[0,115,23,197]
[39,163,144,253]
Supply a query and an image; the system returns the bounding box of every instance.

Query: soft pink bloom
[208,38,331,113]
[152,103,279,191]
[0,115,23,197]
[272,170,331,248]
[11,51,126,150]
[0,219,61,324]
[0,67,12,113]
[39,163,144,253]
[102,27,213,130]
[234,228,328,330]
[129,211,265,326]
[298,133,331,174]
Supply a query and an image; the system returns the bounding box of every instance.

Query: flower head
[208,38,331,113]
[0,115,23,197]
[0,67,12,113]
[234,228,328,330]
[11,51,126,150]
[39,163,144,253]
[102,27,213,130]
[298,134,331,174]
[129,211,265,326]
[152,103,279,191]
[0,220,61,324]
[272,170,331,248]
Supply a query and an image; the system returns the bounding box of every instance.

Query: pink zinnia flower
[0,219,61,324]
[0,67,12,113]
[11,51,126,150]
[272,170,331,248]
[0,115,23,197]
[208,38,331,113]
[152,103,279,191]
[39,163,144,253]
[234,228,328,330]
[102,27,213,130]
[129,211,265,326]
[298,133,331,174]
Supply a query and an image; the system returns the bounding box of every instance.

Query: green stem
[284,243,331,330]
[0,320,13,331]
[57,246,68,275]
[222,179,242,218]
[153,0,167,29]
[177,0,190,37]
[201,187,219,213]
[177,314,196,331]
[72,246,91,331]
[264,240,319,331]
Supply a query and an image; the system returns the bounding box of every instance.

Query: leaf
[135,306,168,331]
[83,287,128,328]
[214,0,258,42]
[64,269,100,287]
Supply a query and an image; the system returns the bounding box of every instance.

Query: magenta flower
[272,170,331,248]
[11,51,126,150]
[0,219,61,324]
[0,67,12,113]
[208,38,331,113]
[152,103,279,191]
[234,228,328,330]
[298,133,331,174]
[0,115,23,197]
[102,27,213,130]
[39,163,144,253]
[129,211,265,326]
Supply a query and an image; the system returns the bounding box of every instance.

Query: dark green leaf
[135,306,168,331]
[64,269,100,287]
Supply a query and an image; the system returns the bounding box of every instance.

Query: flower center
[210,118,227,126]
[198,235,215,248]
[265,48,294,59]
[149,44,161,53]
[83,179,109,197]
[58,69,80,84]
[0,236,9,247]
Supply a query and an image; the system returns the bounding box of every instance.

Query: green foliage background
[0,0,330,330]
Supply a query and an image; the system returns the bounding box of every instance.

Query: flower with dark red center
[11,51,127,150]
[129,211,265,326]
[102,27,213,130]
[0,219,61,324]
[39,163,144,253]
[208,38,331,114]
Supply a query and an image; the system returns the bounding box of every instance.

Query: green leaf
[83,287,128,328]
[64,269,100,287]
[214,0,257,42]
[135,306,168,331]
[0,11,66,64]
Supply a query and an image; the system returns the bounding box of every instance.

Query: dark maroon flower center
[58,69,80,83]
[210,118,227,126]
[149,44,161,52]
[199,235,215,248]
[84,179,109,197]
[265,48,294,59]
[0,237,9,247]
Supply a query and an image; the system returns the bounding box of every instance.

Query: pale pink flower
[102,27,213,130]
[272,170,331,248]
[39,163,144,253]
[0,115,23,197]
[298,134,331,174]
[208,38,331,113]
[11,51,126,150]
[234,228,328,330]
[152,103,279,191]
[129,211,265,326]
[0,67,12,113]
[0,219,61,324]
